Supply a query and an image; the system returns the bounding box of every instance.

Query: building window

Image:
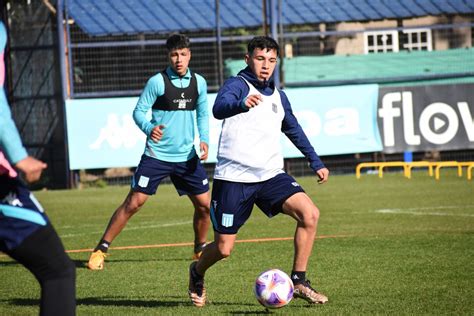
[401,28,432,51]
[364,31,399,54]
[364,29,433,54]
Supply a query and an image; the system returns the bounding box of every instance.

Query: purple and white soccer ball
[254,269,294,309]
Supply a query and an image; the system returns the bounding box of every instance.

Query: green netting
[224,48,474,86]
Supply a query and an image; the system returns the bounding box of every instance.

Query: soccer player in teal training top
[188,36,329,307]
[0,21,76,315]
[88,34,211,270]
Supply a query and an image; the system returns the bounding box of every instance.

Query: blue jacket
[213,66,325,172]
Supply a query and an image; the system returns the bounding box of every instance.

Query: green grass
[1,171,473,315]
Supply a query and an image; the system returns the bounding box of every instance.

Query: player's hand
[15,156,47,183]
[316,167,329,184]
[244,94,262,108]
[150,124,165,142]
[199,142,209,161]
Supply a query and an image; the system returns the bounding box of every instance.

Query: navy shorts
[210,173,305,234]
[0,175,49,252]
[132,154,209,196]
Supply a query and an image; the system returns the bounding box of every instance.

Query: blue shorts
[132,154,209,196]
[210,173,305,234]
[0,175,49,252]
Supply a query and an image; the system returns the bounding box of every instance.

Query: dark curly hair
[247,36,279,56]
[166,34,190,51]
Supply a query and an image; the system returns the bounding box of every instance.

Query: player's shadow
[230,311,274,315]
[78,297,185,308]
[79,296,256,308]
[6,297,266,312]
[0,260,18,266]
[3,297,184,308]
[2,298,38,307]
[71,257,189,269]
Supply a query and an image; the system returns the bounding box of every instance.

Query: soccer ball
[254,269,294,309]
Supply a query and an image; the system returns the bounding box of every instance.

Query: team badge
[138,176,149,188]
[272,103,278,113]
[222,213,234,227]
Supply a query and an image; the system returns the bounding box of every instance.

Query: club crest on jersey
[272,103,278,113]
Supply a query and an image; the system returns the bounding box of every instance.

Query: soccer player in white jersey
[188,36,329,307]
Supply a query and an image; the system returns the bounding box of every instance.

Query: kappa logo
[291,182,300,187]
[89,114,144,150]
[2,192,23,207]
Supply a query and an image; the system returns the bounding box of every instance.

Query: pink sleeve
[0,151,18,178]
[0,52,4,86]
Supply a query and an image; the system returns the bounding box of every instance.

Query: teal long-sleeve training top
[133,66,209,162]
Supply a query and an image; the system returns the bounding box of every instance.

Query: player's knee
[196,204,210,217]
[217,245,233,259]
[123,205,141,217]
[123,200,144,216]
[300,205,319,229]
[37,253,76,283]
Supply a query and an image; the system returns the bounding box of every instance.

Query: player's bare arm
[199,142,209,161]
[316,167,329,184]
[15,156,47,183]
[150,124,165,142]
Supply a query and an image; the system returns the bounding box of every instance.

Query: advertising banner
[378,83,474,153]
[65,97,145,170]
[281,84,382,157]
[66,85,382,169]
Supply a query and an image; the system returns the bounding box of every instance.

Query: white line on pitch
[374,205,474,217]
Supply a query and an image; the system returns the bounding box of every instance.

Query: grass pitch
[0,170,473,315]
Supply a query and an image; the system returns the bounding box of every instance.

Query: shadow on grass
[72,257,190,269]
[3,297,272,314]
[0,298,38,306]
[78,297,187,308]
[77,297,258,308]
[0,260,18,266]
[230,311,273,315]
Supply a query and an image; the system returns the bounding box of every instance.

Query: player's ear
[244,53,250,65]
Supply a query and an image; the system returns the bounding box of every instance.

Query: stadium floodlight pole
[56,0,72,188]
[56,0,67,101]
[215,0,224,86]
[262,0,268,36]
[269,0,280,88]
[64,2,74,98]
[278,0,284,88]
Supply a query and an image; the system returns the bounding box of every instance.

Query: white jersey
[214,77,285,182]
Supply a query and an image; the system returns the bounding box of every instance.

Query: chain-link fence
[5,1,474,187]
[68,14,474,97]
[4,0,68,188]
